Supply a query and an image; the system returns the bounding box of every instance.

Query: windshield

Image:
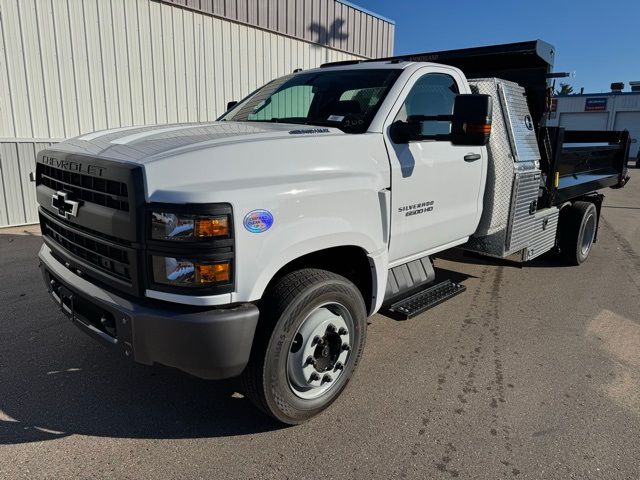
[220,69,402,134]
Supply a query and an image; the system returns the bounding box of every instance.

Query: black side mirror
[389,120,422,144]
[450,94,493,146]
[226,101,238,111]
[389,94,492,146]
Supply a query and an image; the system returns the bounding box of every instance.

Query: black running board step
[382,280,466,320]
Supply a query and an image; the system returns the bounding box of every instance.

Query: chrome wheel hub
[287,303,352,400]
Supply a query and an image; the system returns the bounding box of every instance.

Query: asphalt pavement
[0,166,638,479]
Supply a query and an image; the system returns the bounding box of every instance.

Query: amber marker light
[464,123,492,134]
[195,216,229,238]
[197,262,231,284]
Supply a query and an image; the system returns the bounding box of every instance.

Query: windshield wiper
[271,118,344,129]
[300,119,344,129]
[242,117,346,132]
[243,118,283,123]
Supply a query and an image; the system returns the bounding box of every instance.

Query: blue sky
[349,0,640,93]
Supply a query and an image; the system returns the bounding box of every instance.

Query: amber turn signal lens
[197,262,231,284]
[195,216,229,238]
[464,123,492,134]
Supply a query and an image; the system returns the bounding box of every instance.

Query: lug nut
[341,343,351,352]
[326,324,336,333]
[305,356,316,366]
[309,372,320,382]
[322,374,333,383]
[334,362,344,371]
[312,335,322,346]
[338,327,348,335]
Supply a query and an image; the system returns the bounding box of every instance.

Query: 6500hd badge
[399,201,435,217]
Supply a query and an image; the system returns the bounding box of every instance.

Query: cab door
[384,68,485,263]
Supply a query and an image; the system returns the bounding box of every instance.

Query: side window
[249,85,315,120]
[395,73,459,136]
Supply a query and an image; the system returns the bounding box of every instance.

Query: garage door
[559,112,609,131]
[614,111,640,157]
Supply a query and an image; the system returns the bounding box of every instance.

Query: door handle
[464,153,481,162]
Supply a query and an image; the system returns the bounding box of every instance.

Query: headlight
[151,256,231,287]
[151,212,230,241]
[147,204,234,294]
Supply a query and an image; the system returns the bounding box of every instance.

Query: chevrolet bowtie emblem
[51,191,80,219]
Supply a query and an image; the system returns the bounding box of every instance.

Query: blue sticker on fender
[243,209,274,233]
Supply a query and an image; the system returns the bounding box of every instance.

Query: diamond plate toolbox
[465,78,551,260]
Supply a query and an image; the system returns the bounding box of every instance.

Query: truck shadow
[432,265,478,285]
[0,346,285,445]
[0,231,284,445]
[0,345,284,445]
[437,248,568,269]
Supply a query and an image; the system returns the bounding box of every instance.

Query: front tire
[559,201,598,265]
[241,269,367,424]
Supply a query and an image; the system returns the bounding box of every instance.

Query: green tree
[556,83,574,96]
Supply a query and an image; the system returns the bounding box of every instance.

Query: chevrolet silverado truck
[36,41,630,424]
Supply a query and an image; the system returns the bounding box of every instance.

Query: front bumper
[38,244,259,380]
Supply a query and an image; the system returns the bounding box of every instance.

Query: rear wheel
[559,201,598,265]
[240,269,367,424]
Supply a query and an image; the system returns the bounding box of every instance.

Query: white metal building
[0,0,395,227]
[546,92,640,158]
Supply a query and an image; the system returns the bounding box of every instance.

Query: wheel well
[265,246,375,314]
[558,195,603,246]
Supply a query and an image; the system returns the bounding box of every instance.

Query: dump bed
[539,128,630,206]
[368,40,631,206]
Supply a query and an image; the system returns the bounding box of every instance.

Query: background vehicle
[35,41,630,424]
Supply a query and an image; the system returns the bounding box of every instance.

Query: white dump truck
[36,41,630,423]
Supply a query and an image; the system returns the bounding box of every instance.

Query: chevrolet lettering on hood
[41,155,105,177]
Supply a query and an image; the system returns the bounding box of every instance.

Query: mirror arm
[407,114,454,123]
[416,134,452,142]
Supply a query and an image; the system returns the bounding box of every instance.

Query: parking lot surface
[1,167,638,480]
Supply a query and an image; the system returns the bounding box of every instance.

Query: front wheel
[240,269,367,424]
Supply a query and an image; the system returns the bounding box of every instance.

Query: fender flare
[238,234,388,315]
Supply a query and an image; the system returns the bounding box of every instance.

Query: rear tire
[240,269,367,424]
[559,201,598,265]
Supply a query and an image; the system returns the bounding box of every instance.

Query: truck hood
[44,120,389,206]
[48,121,344,164]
